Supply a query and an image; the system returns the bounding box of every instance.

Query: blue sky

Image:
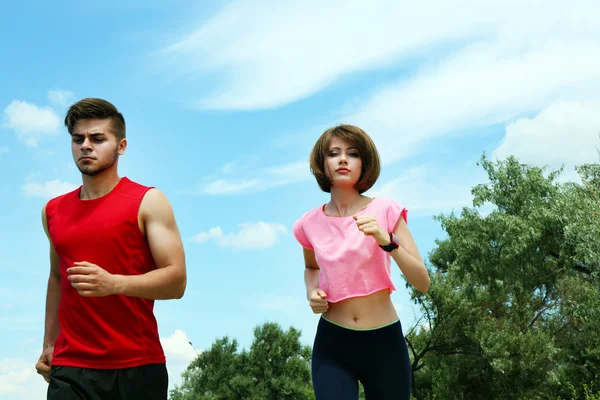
[1,1,599,398]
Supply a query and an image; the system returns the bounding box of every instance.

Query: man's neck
[80,170,122,200]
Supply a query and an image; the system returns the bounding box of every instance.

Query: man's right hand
[309,289,329,314]
[35,347,53,383]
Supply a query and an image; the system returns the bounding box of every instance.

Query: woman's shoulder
[295,203,324,224]
[372,196,405,209]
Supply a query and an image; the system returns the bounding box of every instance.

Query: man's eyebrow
[71,132,107,136]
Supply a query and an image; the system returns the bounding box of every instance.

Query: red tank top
[45,177,166,369]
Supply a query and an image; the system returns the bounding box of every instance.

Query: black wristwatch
[379,232,400,252]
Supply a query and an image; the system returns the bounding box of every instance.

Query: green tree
[170,322,315,400]
[406,156,600,399]
[170,322,369,400]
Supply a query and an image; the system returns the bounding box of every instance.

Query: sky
[1,1,599,398]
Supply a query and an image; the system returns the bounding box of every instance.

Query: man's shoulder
[122,176,154,191]
[118,177,158,200]
[46,186,80,208]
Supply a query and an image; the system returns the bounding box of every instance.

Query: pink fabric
[293,197,408,303]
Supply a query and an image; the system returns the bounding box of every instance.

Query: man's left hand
[67,262,120,297]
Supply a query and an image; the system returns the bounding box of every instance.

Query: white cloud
[371,166,483,217]
[202,178,261,195]
[48,89,75,108]
[0,358,49,400]
[218,156,260,174]
[192,222,287,250]
[0,315,42,332]
[160,329,200,391]
[346,37,600,165]
[3,101,61,146]
[161,330,199,362]
[0,146,8,155]
[199,160,311,195]
[0,332,200,399]
[157,0,514,110]
[23,179,78,199]
[191,226,224,243]
[157,0,600,174]
[220,161,238,174]
[494,100,600,168]
[157,0,599,113]
[266,161,310,181]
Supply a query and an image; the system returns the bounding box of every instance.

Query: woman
[293,124,430,399]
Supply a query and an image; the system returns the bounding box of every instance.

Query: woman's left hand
[353,215,389,246]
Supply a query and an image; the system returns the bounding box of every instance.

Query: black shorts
[47,363,168,400]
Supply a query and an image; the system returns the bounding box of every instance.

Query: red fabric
[46,177,166,369]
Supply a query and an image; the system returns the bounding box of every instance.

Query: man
[35,98,187,399]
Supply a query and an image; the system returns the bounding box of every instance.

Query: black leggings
[312,317,411,400]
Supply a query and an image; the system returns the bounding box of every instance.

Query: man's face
[71,118,125,176]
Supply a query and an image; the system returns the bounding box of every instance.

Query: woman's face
[324,136,362,189]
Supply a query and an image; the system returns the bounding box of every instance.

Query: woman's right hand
[309,288,329,314]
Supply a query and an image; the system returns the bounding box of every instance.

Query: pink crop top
[293,197,408,303]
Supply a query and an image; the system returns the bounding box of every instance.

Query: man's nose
[81,137,92,150]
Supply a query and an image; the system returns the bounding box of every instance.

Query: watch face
[391,233,400,247]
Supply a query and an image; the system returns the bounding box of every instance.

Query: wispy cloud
[345,37,600,165]
[371,166,483,217]
[156,0,599,113]
[155,0,503,110]
[23,179,78,199]
[0,315,41,332]
[0,358,49,399]
[156,0,600,173]
[192,222,287,250]
[48,89,75,108]
[198,160,311,195]
[371,100,600,218]
[202,179,261,195]
[3,100,61,146]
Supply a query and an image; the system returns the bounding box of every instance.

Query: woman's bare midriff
[323,289,398,329]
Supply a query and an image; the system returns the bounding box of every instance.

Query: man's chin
[78,167,100,176]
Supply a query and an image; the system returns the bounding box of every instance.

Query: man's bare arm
[112,188,187,300]
[42,205,61,347]
[36,204,61,382]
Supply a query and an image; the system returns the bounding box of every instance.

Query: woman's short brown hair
[64,98,126,140]
[309,124,381,194]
